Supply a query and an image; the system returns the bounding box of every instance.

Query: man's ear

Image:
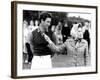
[41,19,44,23]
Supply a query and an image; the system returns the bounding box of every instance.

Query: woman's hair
[70,23,83,39]
[70,24,78,38]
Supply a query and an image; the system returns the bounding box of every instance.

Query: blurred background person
[82,21,90,49]
[28,20,34,32]
[23,20,33,64]
[23,20,28,63]
[51,25,56,32]
[54,21,63,45]
[62,22,71,42]
[34,20,39,30]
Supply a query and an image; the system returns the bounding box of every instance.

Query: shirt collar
[37,27,48,33]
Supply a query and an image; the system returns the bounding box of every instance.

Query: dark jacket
[30,28,56,56]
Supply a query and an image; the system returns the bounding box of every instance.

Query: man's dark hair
[39,12,52,23]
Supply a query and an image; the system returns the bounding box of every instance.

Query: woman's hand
[43,33,52,43]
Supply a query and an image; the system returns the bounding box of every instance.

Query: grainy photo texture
[22,10,91,69]
[11,1,97,78]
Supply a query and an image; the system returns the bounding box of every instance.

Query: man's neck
[39,24,48,33]
[39,24,45,33]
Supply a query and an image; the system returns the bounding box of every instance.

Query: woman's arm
[43,33,65,53]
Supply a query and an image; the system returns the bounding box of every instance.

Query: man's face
[42,18,51,31]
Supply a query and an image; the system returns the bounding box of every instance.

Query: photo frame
[11,1,98,78]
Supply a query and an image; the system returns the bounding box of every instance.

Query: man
[30,12,56,69]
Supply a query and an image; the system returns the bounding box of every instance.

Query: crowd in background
[23,19,91,59]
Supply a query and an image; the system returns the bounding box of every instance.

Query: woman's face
[77,28,83,39]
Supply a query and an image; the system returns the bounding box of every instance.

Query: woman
[64,26,89,67]
[44,24,90,67]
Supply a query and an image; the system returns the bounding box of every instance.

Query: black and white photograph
[11,1,97,78]
[23,10,91,69]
